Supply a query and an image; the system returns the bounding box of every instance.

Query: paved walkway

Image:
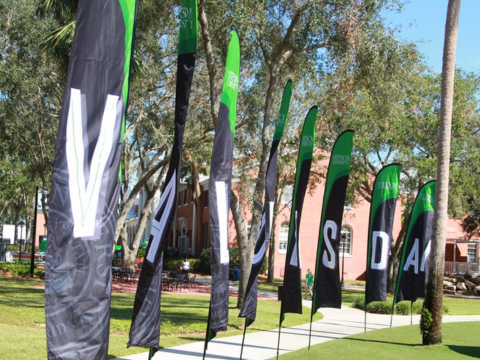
[113,277,480,360]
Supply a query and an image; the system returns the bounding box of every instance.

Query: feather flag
[205,30,240,345]
[128,0,198,350]
[44,0,137,358]
[239,80,292,325]
[365,164,402,305]
[311,130,354,313]
[280,106,318,323]
[394,181,436,304]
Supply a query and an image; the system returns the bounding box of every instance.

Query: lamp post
[18,219,26,263]
[340,234,346,288]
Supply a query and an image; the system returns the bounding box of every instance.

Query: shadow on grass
[447,345,480,357]
[341,336,423,347]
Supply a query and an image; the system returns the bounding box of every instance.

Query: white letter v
[66,88,119,238]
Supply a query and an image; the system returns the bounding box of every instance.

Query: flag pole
[239,319,248,360]
[276,319,282,360]
[364,307,367,334]
[410,301,413,326]
[390,304,395,328]
[308,315,313,350]
[203,307,211,360]
[148,347,156,360]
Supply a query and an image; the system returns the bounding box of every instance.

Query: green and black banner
[239,80,292,325]
[365,164,401,305]
[394,180,436,304]
[280,106,317,323]
[205,30,240,344]
[129,0,198,350]
[311,130,354,314]
[45,0,137,358]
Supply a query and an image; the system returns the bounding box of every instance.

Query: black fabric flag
[239,80,292,325]
[205,30,240,343]
[280,106,317,324]
[394,180,436,304]
[311,130,354,314]
[128,0,198,349]
[365,164,401,305]
[44,0,137,359]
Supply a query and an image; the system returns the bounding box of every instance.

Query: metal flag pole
[364,307,367,334]
[239,318,248,360]
[390,304,395,329]
[276,318,282,360]
[148,347,156,360]
[410,301,413,326]
[308,317,313,350]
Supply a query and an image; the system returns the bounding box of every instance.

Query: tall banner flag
[365,163,401,306]
[239,80,292,325]
[311,130,354,314]
[279,106,318,323]
[44,0,137,359]
[394,180,436,305]
[129,0,198,351]
[204,30,240,347]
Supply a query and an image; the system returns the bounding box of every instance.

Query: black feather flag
[365,164,402,305]
[45,0,138,358]
[239,80,292,325]
[311,130,354,313]
[279,106,318,323]
[128,0,198,350]
[394,180,436,305]
[204,30,240,345]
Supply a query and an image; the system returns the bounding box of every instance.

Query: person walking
[305,268,313,299]
[181,258,190,276]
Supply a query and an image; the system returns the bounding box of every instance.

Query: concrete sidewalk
[114,296,480,360]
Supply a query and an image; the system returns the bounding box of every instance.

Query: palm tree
[421,0,461,345]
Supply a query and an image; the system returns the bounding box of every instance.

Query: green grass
[272,322,480,359]
[0,277,321,360]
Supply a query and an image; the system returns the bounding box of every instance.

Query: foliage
[136,248,146,258]
[351,296,448,316]
[0,0,62,223]
[198,247,262,274]
[0,262,45,278]
[162,256,201,273]
[420,306,433,338]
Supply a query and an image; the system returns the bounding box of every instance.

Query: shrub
[351,296,433,315]
[198,247,248,275]
[136,248,146,258]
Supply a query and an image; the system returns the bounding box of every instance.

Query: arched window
[340,225,352,256]
[278,222,289,254]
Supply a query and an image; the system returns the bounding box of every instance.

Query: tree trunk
[121,165,166,271]
[421,0,460,346]
[192,161,204,253]
[267,197,280,283]
[231,191,253,309]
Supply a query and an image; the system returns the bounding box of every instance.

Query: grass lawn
[0,277,321,360]
[272,321,480,359]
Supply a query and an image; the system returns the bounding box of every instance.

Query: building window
[183,189,189,205]
[279,222,289,254]
[281,185,293,205]
[467,243,477,263]
[340,225,352,256]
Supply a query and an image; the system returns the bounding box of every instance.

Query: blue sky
[384,0,480,73]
